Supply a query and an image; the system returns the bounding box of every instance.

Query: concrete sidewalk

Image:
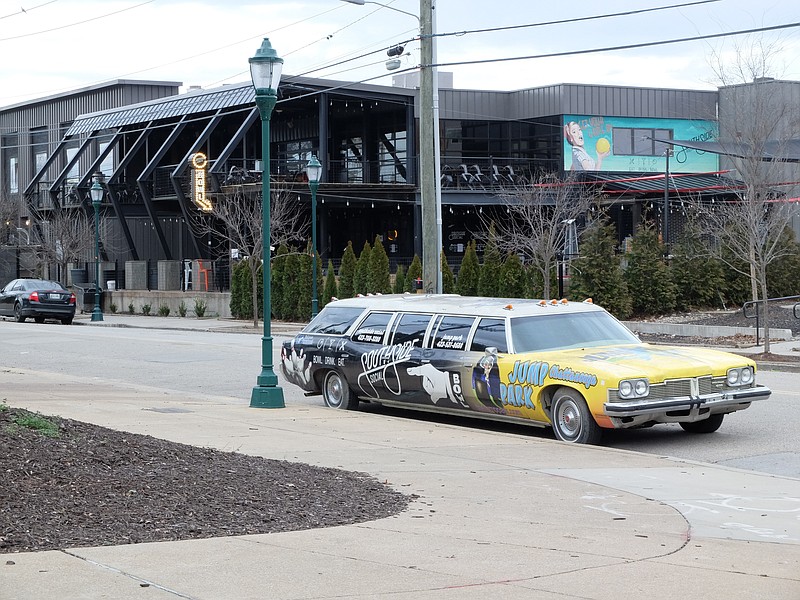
[2,362,799,599]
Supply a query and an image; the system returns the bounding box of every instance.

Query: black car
[0,278,77,324]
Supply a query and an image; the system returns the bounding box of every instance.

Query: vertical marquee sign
[190,152,212,211]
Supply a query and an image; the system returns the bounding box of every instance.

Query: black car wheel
[13,303,25,323]
[322,370,358,410]
[34,316,45,324]
[61,317,73,325]
[551,386,603,444]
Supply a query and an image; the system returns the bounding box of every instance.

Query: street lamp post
[249,37,285,409]
[340,0,442,293]
[306,155,323,318]
[89,175,104,322]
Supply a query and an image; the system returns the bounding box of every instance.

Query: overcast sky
[1,0,798,108]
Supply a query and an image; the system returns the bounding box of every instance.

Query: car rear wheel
[13,304,25,323]
[680,413,724,434]
[322,370,358,410]
[61,317,73,325]
[551,387,603,444]
[34,316,45,324]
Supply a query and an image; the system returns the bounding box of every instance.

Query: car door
[0,279,20,316]
[408,314,477,410]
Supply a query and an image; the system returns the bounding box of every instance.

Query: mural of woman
[472,348,503,410]
[564,121,609,171]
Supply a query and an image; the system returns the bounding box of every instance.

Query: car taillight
[69,293,76,305]
[29,291,39,301]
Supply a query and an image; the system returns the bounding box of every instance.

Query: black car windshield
[511,311,640,353]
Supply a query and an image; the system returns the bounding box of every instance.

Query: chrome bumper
[603,385,771,418]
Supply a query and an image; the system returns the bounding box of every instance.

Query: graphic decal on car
[472,349,503,410]
[281,342,312,387]
[357,341,415,398]
[407,363,468,407]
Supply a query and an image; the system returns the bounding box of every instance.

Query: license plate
[48,293,62,300]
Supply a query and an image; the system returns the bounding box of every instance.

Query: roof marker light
[584,298,593,303]
[503,304,514,310]
[538,300,547,306]
[550,299,558,305]
[561,298,569,304]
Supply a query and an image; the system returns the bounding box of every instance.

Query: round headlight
[740,367,753,384]
[727,369,740,385]
[619,381,633,398]
[634,379,648,396]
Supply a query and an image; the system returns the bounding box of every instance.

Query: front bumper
[603,385,771,418]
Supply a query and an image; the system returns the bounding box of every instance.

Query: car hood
[517,343,755,384]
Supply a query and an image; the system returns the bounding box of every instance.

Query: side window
[430,315,475,351]
[390,313,433,346]
[470,318,508,353]
[304,306,364,335]
[352,312,392,344]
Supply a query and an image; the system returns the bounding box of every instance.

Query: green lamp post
[89,175,104,322]
[306,155,322,318]
[249,38,285,409]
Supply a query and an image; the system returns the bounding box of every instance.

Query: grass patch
[7,410,60,438]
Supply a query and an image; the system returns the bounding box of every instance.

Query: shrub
[109,302,117,314]
[567,219,632,319]
[368,236,391,294]
[128,302,135,315]
[441,250,455,293]
[354,241,371,296]
[478,225,502,297]
[158,304,170,317]
[141,303,152,316]
[456,240,480,297]
[393,264,406,294]
[193,298,207,318]
[497,252,527,298]
[624,225,676,316]
[405,254,423,293]
[178,300,188,317]
[338,241,357,299]
[322,259,338,308]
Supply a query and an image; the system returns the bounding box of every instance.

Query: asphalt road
[1,320,797,478]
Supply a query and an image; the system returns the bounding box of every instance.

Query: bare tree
[31,206,94,283]
[480,173,596,299]
[689,39,800,352]
[0,191,21,245]
[193,185,307,326]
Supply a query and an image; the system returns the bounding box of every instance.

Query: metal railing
[743,294,800,345]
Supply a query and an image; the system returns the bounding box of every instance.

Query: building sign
[190,152,212,212]
[562,115,719,173]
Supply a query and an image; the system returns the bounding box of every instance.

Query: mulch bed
[0,406,412,553]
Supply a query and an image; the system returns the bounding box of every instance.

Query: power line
[0,0,60,20]
[0,0,155,42]
[432,21,800,69]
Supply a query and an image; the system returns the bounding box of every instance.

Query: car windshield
[511,311,640,353]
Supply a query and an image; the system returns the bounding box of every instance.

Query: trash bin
[77,286,102,312]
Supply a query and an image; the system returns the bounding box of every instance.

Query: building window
[9,156,19,193]
[612,128,673,156]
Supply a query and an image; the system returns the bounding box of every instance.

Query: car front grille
[608,375,744,403]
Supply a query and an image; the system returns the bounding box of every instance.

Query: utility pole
[419,0,442,293]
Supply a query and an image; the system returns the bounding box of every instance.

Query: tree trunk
[250,258,260,328]
[760,270,770,354]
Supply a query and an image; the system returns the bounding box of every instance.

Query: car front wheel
[551,387,603,444]
[680,413,724,434]
[322,370,358,410]
[13,304,25,323]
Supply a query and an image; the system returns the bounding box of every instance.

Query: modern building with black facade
[2,73,797,288]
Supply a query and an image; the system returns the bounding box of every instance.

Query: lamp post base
[250,384,285,408]
[91,307,104,322]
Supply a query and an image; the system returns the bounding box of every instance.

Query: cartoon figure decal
[281,341,312,387]
[472,348,503,410]
[407,363,468,407]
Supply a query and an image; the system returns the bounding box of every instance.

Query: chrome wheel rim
[556,398,581,441]
[325,373,343,408]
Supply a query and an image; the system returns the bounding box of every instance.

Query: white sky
[1,0,799,108]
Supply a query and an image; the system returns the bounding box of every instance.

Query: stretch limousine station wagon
[280,295,771,444]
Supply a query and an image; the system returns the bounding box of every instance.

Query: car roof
[325,294,604,318]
